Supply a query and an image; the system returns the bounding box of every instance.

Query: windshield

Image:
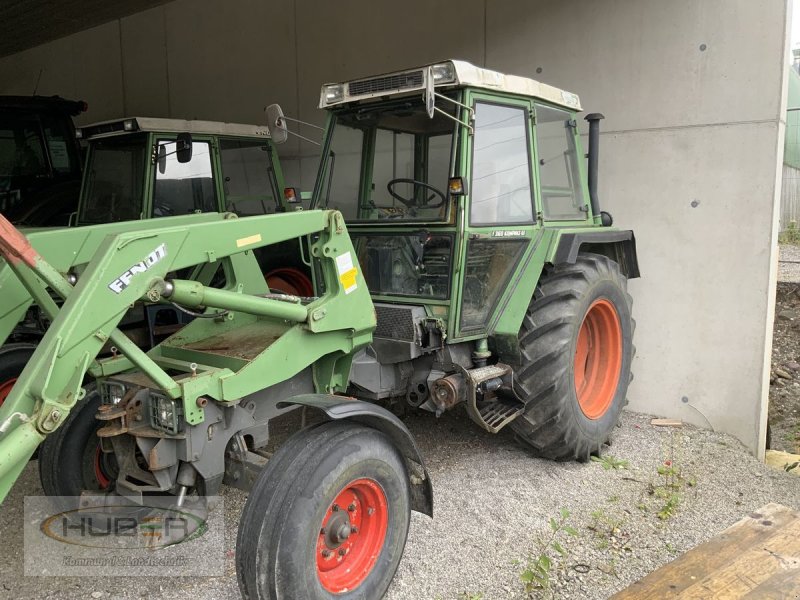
[79,135,146,224]
[315,98,457,222]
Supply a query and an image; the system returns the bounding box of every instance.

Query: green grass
[780,220,800,245]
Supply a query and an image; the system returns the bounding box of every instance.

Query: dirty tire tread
[510,252,634,461]
[38,383,109,506]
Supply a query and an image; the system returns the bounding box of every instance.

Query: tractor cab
[308,60,596,343]
[73,117,296,226]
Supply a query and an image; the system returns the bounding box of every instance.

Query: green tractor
[1,115,312,406]
[291,59,639,459]
[0,61,637,600]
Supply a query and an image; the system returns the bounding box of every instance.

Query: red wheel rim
[0,378,16,407]
[266,275,300,296]
[574,299,622,419]
[93,444,112,489]
[316,478,388,593]
[265,267,314,297]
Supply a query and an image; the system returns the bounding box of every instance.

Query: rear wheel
[510,252,634,461]
[237,421,410,600]
[38,384,118,501]
[0,343,35,407]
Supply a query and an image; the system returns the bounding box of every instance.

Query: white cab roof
[320,59,582,111]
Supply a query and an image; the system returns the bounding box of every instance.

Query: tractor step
[464,363,524,434]
[477,396,524,431]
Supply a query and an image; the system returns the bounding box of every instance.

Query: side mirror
[158,145,167,174]
[176,132,193,163]
[265,104,288,145]
[425,66,435,119]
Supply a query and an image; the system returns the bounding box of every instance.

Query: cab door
[450,92,540,340]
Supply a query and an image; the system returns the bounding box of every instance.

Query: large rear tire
[236,421,411,600]
[510,252,634,461]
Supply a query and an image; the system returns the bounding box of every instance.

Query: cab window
[220,139,279,215]
[153,139,216,217]
[470,102,534,225]
[535,104,586,220]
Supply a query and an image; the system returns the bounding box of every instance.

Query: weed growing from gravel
[591,455,629,470]
[779,220,800,245]
[519,508,578,596]
[641,429,697,521]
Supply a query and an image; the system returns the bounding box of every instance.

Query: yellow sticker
[339,268,358,294]
[236,234,262,248]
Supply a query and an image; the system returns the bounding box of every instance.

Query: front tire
[38,384,117,500]
[237,421,411,600]
[510,252,634,461]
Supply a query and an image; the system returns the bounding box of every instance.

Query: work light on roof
[430,62,456,83]
[323,84,345,105]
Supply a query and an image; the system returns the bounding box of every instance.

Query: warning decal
[335,251,358,294]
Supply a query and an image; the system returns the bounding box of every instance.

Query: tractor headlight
[99,381,127,405]
[149,393,183,435]
[322,84,345,105]
[431,62,456,84]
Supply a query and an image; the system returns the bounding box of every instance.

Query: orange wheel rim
[574,299,622,419]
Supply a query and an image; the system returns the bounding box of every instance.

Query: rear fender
[278,394,433,517]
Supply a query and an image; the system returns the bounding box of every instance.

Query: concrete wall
[0,0,789,455]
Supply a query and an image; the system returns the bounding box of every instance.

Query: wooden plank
[741,567,800,600]
[650,418,684,427]
[612,504,800,599]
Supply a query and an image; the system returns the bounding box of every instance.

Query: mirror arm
[429,92,474,134]
[279,115,325,131]
[272,115,323,146]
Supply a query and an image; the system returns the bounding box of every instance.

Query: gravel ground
[3,410,800,600]
[779,243,800,283]
[768,245,800,452]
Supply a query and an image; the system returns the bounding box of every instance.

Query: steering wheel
[386,178,446,209]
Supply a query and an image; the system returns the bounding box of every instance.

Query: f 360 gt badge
[108,244,167,294]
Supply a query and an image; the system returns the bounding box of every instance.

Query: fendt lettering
[108,244,167,294]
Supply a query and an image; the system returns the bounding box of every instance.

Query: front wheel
[38,384,118,502]
[237,421,411,600]
[510,252,634,461]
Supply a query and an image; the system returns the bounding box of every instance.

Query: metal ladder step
[478,396,524,431]
[464,363,525,433]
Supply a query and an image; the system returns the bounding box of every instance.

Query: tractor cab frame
[73,116,296,226]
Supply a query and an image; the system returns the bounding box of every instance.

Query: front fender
[278,394,433,517]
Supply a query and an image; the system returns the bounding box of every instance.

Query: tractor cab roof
[76,117,271,141]
[319,59,582,111]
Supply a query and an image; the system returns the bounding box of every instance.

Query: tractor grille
[348,70,424,97]
[374,305,416,341]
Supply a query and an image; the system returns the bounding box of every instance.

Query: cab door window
[535,104,587,220]
[220,139,278,215]
[153,140,216,217]
[470,102,534,225]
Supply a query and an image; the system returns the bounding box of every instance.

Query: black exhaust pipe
[584,113,612,226]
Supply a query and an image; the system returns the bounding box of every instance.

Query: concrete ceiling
[0,0,172,58]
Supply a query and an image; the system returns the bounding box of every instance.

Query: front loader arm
[0,209,375,503]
